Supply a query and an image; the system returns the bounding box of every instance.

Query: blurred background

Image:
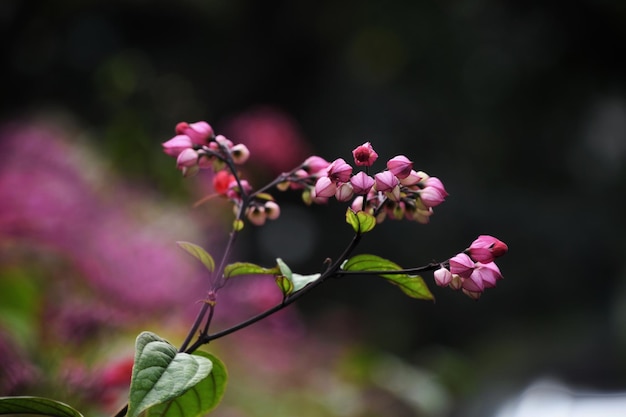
[1,0,626,416]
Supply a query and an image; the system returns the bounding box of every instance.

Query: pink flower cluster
[309,142,448,224]
[434,235,508,299]
[163,121,280,226]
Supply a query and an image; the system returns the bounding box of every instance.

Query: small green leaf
[291,273,321,292]
[146,351,227,417]
[224,262,279,279]
[233,219,244,231]
[0,397,84,417]
[127,332,214,417]
[275,274,294,296]
[345,208,376,234]
[176,242,215,272]
[342,254,434,300]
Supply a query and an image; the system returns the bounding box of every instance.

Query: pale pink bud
[385,184,401,202]
[418,186,446,207]
[335,182,354,202]
[246,206,267,226]
[448,253,475,279]
[303,156,331,174]
[231,144,250,164]
[412,207,432,224]
[386,155,413,179]
[314,176,338,198]
[215,134,234,149]
[449,274,463,290]
[175,121,214,144]
[462,289,482,300]
[176,148,199,168]
[374,170,399,192]
[434,267,453,287]
[467,235,508,263]
[328,158,353,183]
[351,196,364,212]
[264,201,281,220]
[399,170,422,186]
[350,171,375,194]
[162,135,193,157]
[352,142,378,167]
[309,186,330,204]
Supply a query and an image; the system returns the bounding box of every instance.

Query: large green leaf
[0,397,84,417]
[145,352,227,417]
[223,262,279,279]
[127,332,214,417]
[342,254,434,300]
[176,242,215,272]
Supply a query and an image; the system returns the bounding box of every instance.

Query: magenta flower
[350,172,375,195]
[314,176,338,198]
[176,148,199,168]
[175,121,214,144]
[448,253,475,279]
[463,262,503,293]
[327,158,353,183]
[374,170,399,192]
[467,235,508,263]
[162,135,193,157]
[352,142,378,167]
[422,176,448,198]
[386,155,413,179]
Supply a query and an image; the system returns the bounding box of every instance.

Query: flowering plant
[0,120,507,417]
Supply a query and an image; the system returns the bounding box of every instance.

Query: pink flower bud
[351,196,364,212]
[175,121,214,144]
[352,142,378,167]
[448,253,475,279]
[303,156,331,174]
[176,148,199,168]
[350,171,375,194]
[422,176,448,197]
[215,134,234,149]
[386,155,413,179]
[399,170,422,186]
[264,201,281,220]
[246,205,267,226]
[335,182,354,202]
[162,135,193,157]
[418,186,446,207]
[412,207,432,224]
[231,144,250,165]
[314,176,338,198]
[467,235,508,263]
[328,158,353,183]
[434,266,453,287]
[374,170,399,192]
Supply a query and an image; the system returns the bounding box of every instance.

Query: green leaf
[224,262,280,279]
[275,275,294,297]
[345,208,376,234]
[0,397,84,417]
[176,242,215,273]
[146,351,227,417]
[276,258,292,280]
[127,332,214,417]
[342,254,434,301]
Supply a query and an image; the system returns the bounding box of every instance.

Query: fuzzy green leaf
[127,332,214,417]
[224,262,280,279]
[342,254,434,300]
[145,351,227,417]
[345,208,376,234]
[0,397,84,417]
[176,242,215,273]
